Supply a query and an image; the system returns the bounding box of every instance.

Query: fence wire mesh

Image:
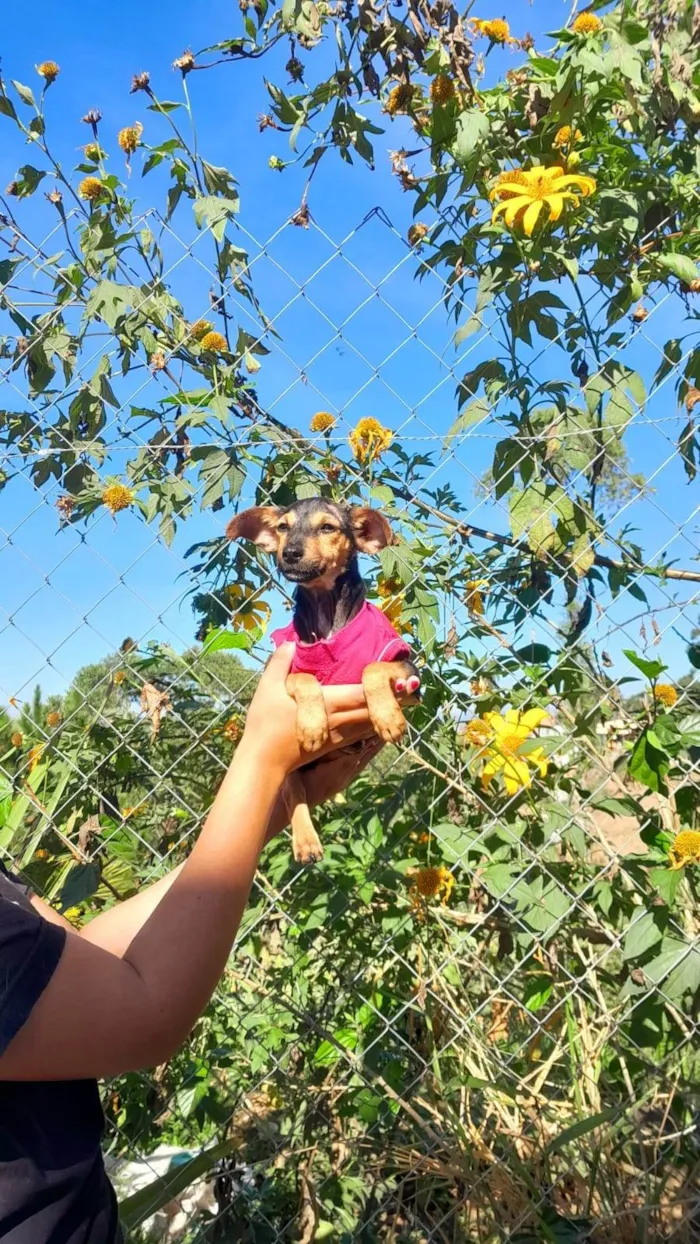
[2,178,700,1244]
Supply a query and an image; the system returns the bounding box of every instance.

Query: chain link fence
[2,183,700,1243]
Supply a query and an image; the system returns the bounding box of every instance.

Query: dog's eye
[320,523,337,534]
[277,522,289,533]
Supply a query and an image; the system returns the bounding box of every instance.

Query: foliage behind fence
[2,1,700,1239]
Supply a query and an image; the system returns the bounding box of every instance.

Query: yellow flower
[46,711,62,728]
[490,164,596,236]
[479,708,549,795]
[27,744,45,773]
[310,411,336,433]
[464,717,492,749]
[668,830,700,870]
[571,11,603,35]
[490,168,530,200]
[37,61,60,84]
[11,731,23,748]
[78,176,105,203]
[471,18,518,44]
[430,75,455,106]
[103,483,134,515]
[83,143,103,162]
[117,123,143,155]
[466,579,488,617]
[376,578,412,635]
[199,330,228,353]
[189,319,214,341]
[226,583,271,634]
[553,125,583,150]
[386,84,416,116]
[34,848,50,860]
[654,684,678,708]
[409,865,454,911]
[349,417,393,464]
[113,670,126,686]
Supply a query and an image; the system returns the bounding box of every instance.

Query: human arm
[0,645,378,1082]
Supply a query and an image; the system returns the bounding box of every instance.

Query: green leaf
[522,974,554,1011]
[119,1139,236,1231]
[452,109,490,162]
[591,795,644,817]
[0,95,18,121]
[623,649,667,680]
[649,867,682,907]
[545,1108,618,1156]
[443,397,489,449]
[656,253,699,285]
[628,730,669,793]
[645,937,700,1001]
[314,1027,357,1067]
[203,627,254,654]
[433,821,478,864]
[59,862,101,912]
[11,80,36,107]
[193,195,240,243]
[623,909,663,961]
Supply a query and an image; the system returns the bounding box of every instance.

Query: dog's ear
[226,506,281,553]
[350,507,394,554]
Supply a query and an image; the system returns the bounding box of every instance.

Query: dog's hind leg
[283,770,324,865]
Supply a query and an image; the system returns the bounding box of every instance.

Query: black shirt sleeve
[0,864,66,1057]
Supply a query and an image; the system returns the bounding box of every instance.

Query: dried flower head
[189,319,214,341]
[471,676,490,697]
[684,387,700,413]
[78,176,104,203]
[286,56,304,82]
[258,113,278,132]
[668,829,700,870]
[349,417,393,464]
[653,683,678,708]
[385,83,416,117]
[131,71,151,93]
[37,61,60,84]
[572,11,603,34]
[290,202,310,228]
[81,108,102,128]
[687,279,700,293]
[118,123,143,155]
[430,75,455,106]
[173,49,196,73]
[46,189,63,206]
[632,303,649,323]
[46,711,62,728]
[199,330,228,353]
[408,222,429,247]
[464,717,492,748]
[113,670,126,686]
[103,482,134,514]
[11,732,23,748]
[310,411,336,433]
[223,717,243,744]
[5,181,20,197]
[56,494,75,521]
[150,351,167,371]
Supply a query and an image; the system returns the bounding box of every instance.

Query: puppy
[227,499,420,864]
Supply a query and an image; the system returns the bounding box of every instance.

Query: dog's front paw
[297,712,329,754]
[370,703,407,745]
[293,827,324,865]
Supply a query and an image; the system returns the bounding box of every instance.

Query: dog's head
[226,498,394,589]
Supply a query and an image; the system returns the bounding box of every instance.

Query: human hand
[240,643,417,777]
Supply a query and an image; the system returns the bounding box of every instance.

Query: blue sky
[1,0,699,705]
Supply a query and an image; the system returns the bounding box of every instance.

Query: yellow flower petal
[522,199,545,236]
[484,711,509,735]
[554,173,596,197]
[517,707,549,732]
[502,756,533,794]
[545,193,567,222]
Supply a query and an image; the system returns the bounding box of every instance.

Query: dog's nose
[283,544,304,563]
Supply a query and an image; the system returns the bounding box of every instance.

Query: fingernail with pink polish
[407,676,420,693]
[395,679,406,693]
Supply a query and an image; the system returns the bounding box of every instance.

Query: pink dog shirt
[272,600,411,685]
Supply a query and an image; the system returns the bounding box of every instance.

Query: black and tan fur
[227,499,418,863]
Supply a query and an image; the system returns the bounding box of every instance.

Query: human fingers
[324,675,421,716]
[260,642,296,688]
